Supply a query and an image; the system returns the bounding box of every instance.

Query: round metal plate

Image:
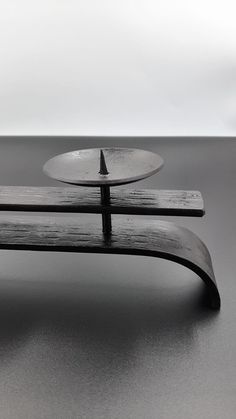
[43,148,164,187]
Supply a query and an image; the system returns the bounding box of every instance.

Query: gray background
[0,137,235,418]
[1,0,236,136]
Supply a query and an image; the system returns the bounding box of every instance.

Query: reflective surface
[43,147,164,186]
[0,137,235,419]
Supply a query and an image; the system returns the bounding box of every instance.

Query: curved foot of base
[108,219,220,309]
[0,216,221,309]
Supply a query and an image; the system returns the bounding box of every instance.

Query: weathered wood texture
[0,214,219,308]
[0,186,204,216]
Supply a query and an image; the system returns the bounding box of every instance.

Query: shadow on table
[0,275,219,366]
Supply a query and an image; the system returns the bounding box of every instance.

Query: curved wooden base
[0,215,220,309]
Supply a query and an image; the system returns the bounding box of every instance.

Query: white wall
[0,0,235,136]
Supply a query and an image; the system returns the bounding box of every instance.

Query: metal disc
[43,148,164,187]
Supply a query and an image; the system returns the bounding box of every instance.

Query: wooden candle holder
[0,148,220,309]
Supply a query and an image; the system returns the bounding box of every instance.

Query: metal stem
[99,150,112,235]
[100,185,112,235]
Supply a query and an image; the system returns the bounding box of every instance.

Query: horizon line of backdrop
[1,0,236,137]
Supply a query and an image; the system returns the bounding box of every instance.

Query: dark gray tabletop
[0,137,235,419]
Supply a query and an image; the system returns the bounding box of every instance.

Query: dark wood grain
[0,186,204,216]
[0,214,219,309]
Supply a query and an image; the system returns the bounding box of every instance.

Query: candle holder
[0,147,220,309]
[43,147,164,236]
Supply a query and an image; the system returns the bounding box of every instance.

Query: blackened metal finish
[99,150,112,234]
[99,150,109,175]
[100,185,112,235]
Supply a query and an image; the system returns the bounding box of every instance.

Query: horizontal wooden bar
[0,214,219,308]
[0,186,204,216]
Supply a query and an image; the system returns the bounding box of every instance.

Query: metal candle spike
[99,150,109,175]
[99,150,112,236]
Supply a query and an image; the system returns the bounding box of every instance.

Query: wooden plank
[0,186,204,216]
[0,214,219,308]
